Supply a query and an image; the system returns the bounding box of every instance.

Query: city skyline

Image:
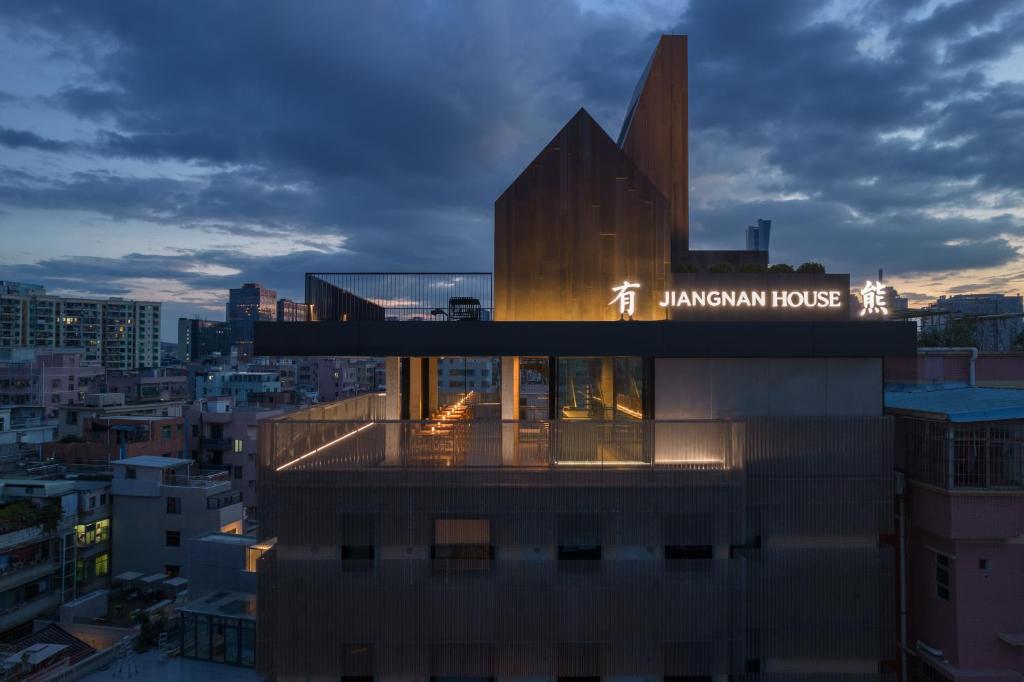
[1,0,1024,341]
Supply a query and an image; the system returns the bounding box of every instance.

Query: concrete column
[408,357,424,420]
[501,357,520,465]
[600,356,615,418]
[384,357,402,465]
[500,356,520,420]
[426,357,439,415]
[384,357,402,420]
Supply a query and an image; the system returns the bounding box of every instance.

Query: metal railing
[903,418,1024,489]
[305,272,493,322]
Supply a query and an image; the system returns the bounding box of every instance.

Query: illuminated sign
[657,289,843,309]
[609,274,885,319]
[859,280,888,316]
[609,280,640,318]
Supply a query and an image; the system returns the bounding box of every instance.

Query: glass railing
[261,419,741,471]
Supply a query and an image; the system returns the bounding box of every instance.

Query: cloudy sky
[1,0,1023,340]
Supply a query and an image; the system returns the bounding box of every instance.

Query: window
[558,514,601,568]
[125,467,136,480]
[167,497,182,514]
[340,514,375,571]
[95,519,110,543]
[166,530,181,547]
[100,494,108,505]
[665,544,713,572]
[95,553,109,576]
[233,439,244,453]
[233,466,243,480]
[166,565,180,578]
[191,424,199,437]
[432,518,492,572]
[936,553,951,600]
[161,425,172,439]
[979,558,990,570]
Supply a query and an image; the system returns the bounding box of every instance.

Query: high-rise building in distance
[0,283,160,370]
[746,218,772,252]
[177,318,231,363]
[227,283,277,361]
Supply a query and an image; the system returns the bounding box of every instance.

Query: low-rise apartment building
[110,456,244,578]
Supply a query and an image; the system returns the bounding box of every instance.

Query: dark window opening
[166,530,181,547]
[936,553,951,600]
[432,518,492,572]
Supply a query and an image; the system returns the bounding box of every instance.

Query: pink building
[0,348,104,418]
[185,397,286,520]
[886,352,1024,681]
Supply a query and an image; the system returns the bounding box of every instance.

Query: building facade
[110,456,244,578]
[227,283,277,362]
[252,34,917,680]
[0,348,104,419]
[177,318,231,363]
[0,285,160,370]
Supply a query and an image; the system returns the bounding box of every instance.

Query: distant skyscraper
[227,283,277,361]
[276,298,309,322]
[745,218,771,252]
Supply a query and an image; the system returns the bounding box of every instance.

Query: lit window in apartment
[432,518,492,572]
[166,530,181,547]
[936,553,951,601]
[95,553,109,577]
[233,439,244,453]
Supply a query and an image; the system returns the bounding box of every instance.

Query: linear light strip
[276,421,377,471]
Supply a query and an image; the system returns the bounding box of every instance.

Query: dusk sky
[1,0,1023,341]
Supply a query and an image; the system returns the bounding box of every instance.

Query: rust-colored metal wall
[494,109,671,321]
[620,35,689,264]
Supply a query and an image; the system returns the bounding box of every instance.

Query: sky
[0,0,1023,341]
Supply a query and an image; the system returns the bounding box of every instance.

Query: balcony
[264,417,749,471]
[904,419,1024,490]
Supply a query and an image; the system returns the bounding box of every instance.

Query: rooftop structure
[252,34,917,680]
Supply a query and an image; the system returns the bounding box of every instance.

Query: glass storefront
[557,357,644,420]
[180,611,255,667]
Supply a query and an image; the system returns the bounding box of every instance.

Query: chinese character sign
[859,280,888,316]
[609,280,640,318]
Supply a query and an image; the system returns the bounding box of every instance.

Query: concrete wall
[654,358,882,419]
[112,484,242,576]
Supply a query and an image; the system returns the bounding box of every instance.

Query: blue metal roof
[885,386,1024,422]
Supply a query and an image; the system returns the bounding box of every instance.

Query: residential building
[56,393,185,440]
[437,357,498,395]
[44,415,184,464]
[186,396,287,518]
[918,294,1024,351]
[110,455,244,578]
[102,367,189,403]
[0,478,111,639]
[275,299,308,322]
[176,318,231,363]
[745,217,772,252]
[0,284,160,370]
[227,283,276,362]
[0,348,104,419]
[252,35,915,679]
[885,362,1024,681]
[195,371,281,404]
[302,357,384,401]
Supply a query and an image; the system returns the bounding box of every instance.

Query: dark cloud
[0,0,1023,340]
[0,127,72,152]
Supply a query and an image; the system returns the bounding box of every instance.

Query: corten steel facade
[253,34,916,680]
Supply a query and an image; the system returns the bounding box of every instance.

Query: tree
[739,263,767,273]
[671,262,700,273]
[708,263,735,273]
[767,263,794,273]
[918,318,978,347]
[796,261,825,273]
